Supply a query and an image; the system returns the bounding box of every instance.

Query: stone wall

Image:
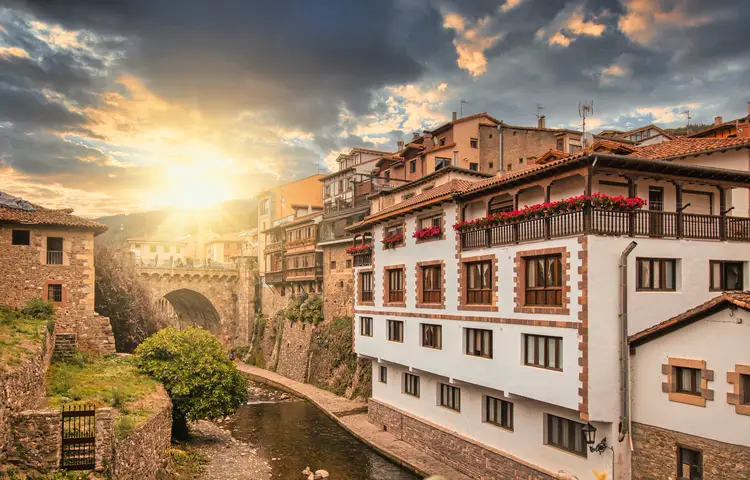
[110,388,172,480]
[369,399,558,480]
[632,422,750,480]
[5,410,60,471]
[501,127,558,173]
[260,283,288,318]
[275,321,312,382]
[321,244,355,320]
[0,225,114,355]
[0,325,54,457]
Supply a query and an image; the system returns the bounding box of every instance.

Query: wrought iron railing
[46,250,63,265]
[353,253,372,267]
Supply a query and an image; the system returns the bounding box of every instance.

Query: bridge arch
[161,288,222,335]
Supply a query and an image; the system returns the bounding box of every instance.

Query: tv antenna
[535,103,544,120]
[579,100,594,136]
[683,109,692,127]
[460,99,468,117]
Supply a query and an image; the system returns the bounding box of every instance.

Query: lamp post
[582,422,615,478]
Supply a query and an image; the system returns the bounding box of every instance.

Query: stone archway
[162,288,222,335]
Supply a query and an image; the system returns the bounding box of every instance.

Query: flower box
[346,244,372,255]
[382,233,404,249]
[413,225,442,241]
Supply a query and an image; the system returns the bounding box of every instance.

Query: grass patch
[0,308,48,370]
[46,354,160,439]
[163,445,208,479]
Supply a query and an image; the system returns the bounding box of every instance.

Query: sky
[1,0,749,217]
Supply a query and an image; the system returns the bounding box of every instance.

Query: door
[648,187,664,236]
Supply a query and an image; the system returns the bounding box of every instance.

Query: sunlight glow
[145,164,235,210]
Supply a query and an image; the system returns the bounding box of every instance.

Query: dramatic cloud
[443,12,502,77]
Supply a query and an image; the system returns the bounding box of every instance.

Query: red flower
[413,225,442,240]
[346,244,372,255]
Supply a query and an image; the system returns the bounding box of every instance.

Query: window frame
[709,260,744,291]
[387,320,404,343]
[11,229,30,246]
[421,265,442,304]
[47,283,63,303]
[387,268,404,303]
[524,334,562,371]
[46,237,64,265]
[470,138,478,149]
[439,383,461,412]
[524,254,563,307]
[409,159,417,174]
[636,257,677,291]
[359,271,373,303]
[420,324,442,349]
[545,414,587,458]
[465,328,493,358]
[465,260,492,305]
[359,317,373,337]
[677,445,703,480]
[379,366,387,384]
[484,395,513,431]
[742,374,750,406]
[404,373,420,397]
[675,366,702,396]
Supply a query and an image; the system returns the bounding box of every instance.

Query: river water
[219,382,421,480]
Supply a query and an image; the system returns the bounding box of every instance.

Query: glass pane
[653,261,661,289]
[536,258,545,287]
[726,263,742,290]
[526,335,534,363]
[681,368,692,392]
[482,263,490,288]
[711,262,721,289]
[537,336,546,366]
[468,265,477,289]
[550,417,559,444]
[548,338,557,368]
[527,260,536,288]
[560,420,569,448]
[665,261,675,289]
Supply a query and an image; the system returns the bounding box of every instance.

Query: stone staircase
[53,333,77,360]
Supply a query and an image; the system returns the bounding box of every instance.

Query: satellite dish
[582,132,595,150]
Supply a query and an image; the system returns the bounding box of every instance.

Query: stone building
[0,192,115,354]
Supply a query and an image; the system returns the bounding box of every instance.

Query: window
[439,384,461,411]
[421,265,442,304]
[410,160,416,174]
[385,224,403,239]
[46,237,63,265]
[150,245,157,253]
[402,193,415,201]
[11,230,30,246]
[176,247,181,254]
[387,269,404,303]
[710,261,743,291]
[524,335,562,370]
[345,259,352,269]
[360,317,373,337]
[676,367,702,396]
[485,396,513,430]
[742,374,750,406]
[421,324,442,349]
[435,157,451,170]
[387,320,404,342]
[469,162,478,171]
[325,185,330,197]
[470,138,478,148]
[489,162,494,169]
[556,139,564,150]
[678,446,703,480]
[439,137,446,146]
[360,272,373,302]
[47,284,63,303]
[404,373,420,397]
[379,366,387,384]
[418,215,441,230]
[466,261,492,305]
[330,260,337,270]
[546,414,587,457]
[637,258,676,291]
[569,144,582,154]
[525,254,562,306]
[465,328,492,358]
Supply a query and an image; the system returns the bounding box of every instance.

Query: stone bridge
[137,258,257,347]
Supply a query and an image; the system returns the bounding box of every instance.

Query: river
[217,382,421,480]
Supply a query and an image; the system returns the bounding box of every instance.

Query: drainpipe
[619,241,637,443]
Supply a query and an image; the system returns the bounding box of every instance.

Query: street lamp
[582,422,615,477]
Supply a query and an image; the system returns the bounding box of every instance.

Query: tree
[135,327,248,440]
[94,243,166,352]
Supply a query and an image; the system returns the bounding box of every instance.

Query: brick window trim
[727,364,750,415]
[357,268,375,307]
[383,264,407,307]
[415,260,446,309]
[42,280,67,305]
[382,222,406,249]
[661,357,714,407]
[414,210,447,243]
[513,247,571,316]
[458,254,499,312]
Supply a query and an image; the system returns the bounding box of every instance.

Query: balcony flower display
[346,244,372,255]
[413,225,442,241]
[382,233,404,249]
[453,193,646,232]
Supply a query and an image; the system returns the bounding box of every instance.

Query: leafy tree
[283,293,306,323]
[94,243,166,352]
[300,295,324,325]
[135,327,248,440]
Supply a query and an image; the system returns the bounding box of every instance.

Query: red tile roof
[535,149,570,164]
[588,139,636,155]
[618,124,674,140]
[0,193,107,235]
[430,112,501,135]
[629,292,750,347]
[631,137,750,160]
[422,142,457,155]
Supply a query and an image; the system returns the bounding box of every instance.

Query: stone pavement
[236,362,473,480]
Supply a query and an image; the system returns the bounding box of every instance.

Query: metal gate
[61,404,96,470]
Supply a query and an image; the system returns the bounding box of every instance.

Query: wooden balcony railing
[460,207,750,250]
[265,240,284,253]
[265,270,284,284]
[353,253,372,267]
[284,265,324,281]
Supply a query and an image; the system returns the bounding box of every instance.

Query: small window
[345,259,352,269]
[402,193,415,201]
[47,284,63,303]
[678,446,703,480]
[404,373,420,397]
[556,139,564,150]
[418,215,441,230]
[470,138,478,148]
[710,260,743,291]
[742,374,750,406]
[525,334,562,370]
[385,224,403,239]
[421,265,442,304]
[410,160,417,174]
[466,260,492,305]
[435,158,451,170]
[360,317,373,337]
[485,396,513,430]
[637,258,676,291]
[469,162,478,171]
[545,414,587,457]
[439,383,460,411]
[46,237,63,265]
[360,272,373,302]
[525,254,562,306]
[384,171,391,182]
[676,366,702,396]
[439,137,446,146]
[387,320,404,343]
[421,324,442,349]
[330,261,337,270]
[518,157,523,164]
[134,244,141,249]
[488,162,493,169]
[150,245,157,253]
[387,269,404,303]
[12,230,30,246]
[379,366,387,384]
[465,328,492,358]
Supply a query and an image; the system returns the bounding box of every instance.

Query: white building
[349,138,750,479]
[127,238,187,267]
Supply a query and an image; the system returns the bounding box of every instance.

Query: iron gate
[61,404,96,470]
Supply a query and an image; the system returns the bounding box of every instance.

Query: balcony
[460,207,750,250]
[265,270,284,284]
[265,240,284,253]
[285,265,323,281]
[286,237,316,249]
[353,252,372,267]
[46,250,63,265]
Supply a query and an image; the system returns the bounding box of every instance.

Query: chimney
[397,140,404,150]
[538,115,546,129]
[452,111,457,122]
[714,116,723,126]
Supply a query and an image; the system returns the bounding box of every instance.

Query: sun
[146,164,234,209]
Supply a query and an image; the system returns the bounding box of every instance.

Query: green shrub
[283,294,305,323]
[21,298,55,320]
[300,295,324,325]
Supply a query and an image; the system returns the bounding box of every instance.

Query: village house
[128,238,188,266]
[348,137,750,479]
[0,192,115,355]
[688,103,750,139]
